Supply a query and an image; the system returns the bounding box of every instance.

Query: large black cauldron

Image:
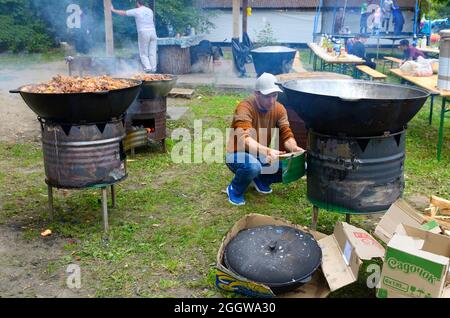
[10,79,142,124]
[282,79,429,136]
[224,225,322,294]
[138,75,178,99]
[251,46,297,77]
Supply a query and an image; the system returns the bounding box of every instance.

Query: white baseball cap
[255,72,283,95]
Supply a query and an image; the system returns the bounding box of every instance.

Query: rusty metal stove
[125,97,168,154]
[10,78,142,232]
[39,117,128,232]
[124,75,177,154]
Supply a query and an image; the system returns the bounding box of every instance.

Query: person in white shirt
[111,0,157,73]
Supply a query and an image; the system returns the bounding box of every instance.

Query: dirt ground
[0,61,68,143]
[0,225,92,297]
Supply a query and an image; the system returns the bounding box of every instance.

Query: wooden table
[418,46,440,56]
[308,43,364,75]
[390,68,449,160]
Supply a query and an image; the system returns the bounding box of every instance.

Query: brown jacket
[226,96,295,153]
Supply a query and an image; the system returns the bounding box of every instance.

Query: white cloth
[126,7,155,32]
[138,29,157,71]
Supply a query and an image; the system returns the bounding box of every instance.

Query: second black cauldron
[251,46,297,77]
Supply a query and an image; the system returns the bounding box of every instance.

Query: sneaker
[252,178,272,194]
[144,68,153,74]
[226,184,245,206]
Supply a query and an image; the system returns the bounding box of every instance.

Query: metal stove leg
[131,147,135,157]
[111,185,116,208]
[346,214,351,223]
[311,206,319,230]
[48,185,54,221]
[102,188,109,233]
[161,139,166,153]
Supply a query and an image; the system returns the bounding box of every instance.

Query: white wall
[202,8,415,45]
[203,9,319,44]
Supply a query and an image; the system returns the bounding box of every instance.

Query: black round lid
[224,225,322,288]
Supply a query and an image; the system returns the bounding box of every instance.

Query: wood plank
[356,65,387,79]
[169,88,195,98]
[389,69,440,94]
[292,51,306,73]
[103,0,114,56]
[431,195,450,216]
[232,0,240,39]
[384,56,402,64]
[418,47,439,54]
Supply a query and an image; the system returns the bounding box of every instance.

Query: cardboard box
[375,199,441,244]
[215,214,385,298]
[377,224,450,298]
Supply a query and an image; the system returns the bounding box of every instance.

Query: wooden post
[103,0,114,56]
[148,0,155,12]
[232,0,240,40]
[242,0,249,36]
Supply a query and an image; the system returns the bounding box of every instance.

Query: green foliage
[255,22,277,47]
[428,0,450,19]
[0,0,54,53]
[154,0,215,35]
[0,0,215,53]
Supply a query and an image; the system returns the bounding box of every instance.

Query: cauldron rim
[14,78,142,95]
[282,79,430,101]
[251,45,297,53]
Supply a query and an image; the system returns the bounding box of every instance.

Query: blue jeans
[225,152,282,195]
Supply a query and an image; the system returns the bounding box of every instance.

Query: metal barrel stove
[307,130,406,214]
[125,75,177,154]
[282,79,429,219]
[41,118,127,189]
[10,79,142,232]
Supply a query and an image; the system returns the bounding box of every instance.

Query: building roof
[196,0,415,9]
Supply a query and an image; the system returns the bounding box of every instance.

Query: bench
[382,56,402,73]
[355,65,387,81]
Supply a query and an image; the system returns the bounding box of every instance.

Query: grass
[0,49,449,298]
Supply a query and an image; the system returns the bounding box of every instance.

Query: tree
[427,0,450,19]
[0,0,53,52]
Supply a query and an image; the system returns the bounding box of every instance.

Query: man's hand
[290,145,305,153]
[284,138,304,154]
[266,148,286,164]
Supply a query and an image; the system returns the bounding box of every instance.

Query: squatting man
[225,73,304,206]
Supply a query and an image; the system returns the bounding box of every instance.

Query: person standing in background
[382,0,394,33]
[111,0,157,73]
[360,2,369,34]
[392,5,405,35]
[372,7,382,35]
[334,8,345,34]
[349,34,376,70]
